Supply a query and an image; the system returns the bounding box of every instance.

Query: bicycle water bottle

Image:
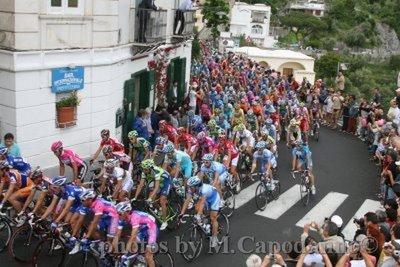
[204,223,211,235]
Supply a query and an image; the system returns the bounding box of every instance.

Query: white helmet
[116,202,132,213]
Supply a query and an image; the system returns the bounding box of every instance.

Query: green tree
[279,11,327,44]
[202,0,230,40]
[315,52,341,79]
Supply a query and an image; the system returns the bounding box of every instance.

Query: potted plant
[56,91,80,125]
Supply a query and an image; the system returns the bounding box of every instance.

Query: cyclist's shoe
[301,185,307,192]
[210,236,218,248]
[311,185,316,195]
[160,221,168,231]
[69,239,81,255]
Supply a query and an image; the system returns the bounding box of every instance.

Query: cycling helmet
[51,176,67,186]
[116,201,132,213]
[155,136,166,145]
[190,116,201,126]
[235,123,246,132]
[80,190,96,201]
[141,159,155,169]
[0,160,11,170]
[187,110,195,118]
[0,146,7,156]
[197,131,206,141]
[159,120,167,128]
[128,130,138,139]
[187,176,202,187]
[177,127,186,135]
[162,143,175,154]
[208,119,217,128]
[202,153,213,162]
[51,141,63,152]
[102,145,113,155]
[255,141,266,149]
[247,108,254,115]
[101,129,110,137]
[31,167,43,179]
[265,118,273,125]
[104,158,118,169]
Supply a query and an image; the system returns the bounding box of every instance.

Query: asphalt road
[1,127,380,267]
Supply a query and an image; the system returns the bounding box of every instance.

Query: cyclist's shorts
[77,161,88,180]
[98,215,119,237]
[299,159,313,170]
[137,224,158,245]
[159,176,171,197]
[205,192,221,212]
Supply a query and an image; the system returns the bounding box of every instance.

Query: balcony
[251,12,267,23]
[133,8,167,45]
[172,10,197,39]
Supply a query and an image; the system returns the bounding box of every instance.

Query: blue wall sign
[52,67,84,93]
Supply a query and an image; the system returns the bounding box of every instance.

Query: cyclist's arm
[251,158,257,173]
[0,181,4,197]
[71,161,79,182]
[2,182,16,205]
[134,178,145,199]
[113,179,123,199]
[55,199,74,223]
[59,161,65,176]
[21,187,37,213]
[85,214,101,239]
[91,146,102,163]
[196,196,206,216]
[149,180,160,200]
[32,190,47,215]
[126,227,139,253]
[180,195,192,216]
[175,161,181,179]
[40,195,59,220]
[112,228,123,252]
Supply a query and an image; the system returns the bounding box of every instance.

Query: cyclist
[293,141,316,194]
[102,145,132,172]
[179,176,220,248]
[159,120,177,144]
[245,108,259,133]
[40,175,84,226]
[286,119,302,147]
[197,153,228,202]
[175,127,198,160]
[133,159,171,230]
[0,161,33,212]
[216,134,241,192]
[69,190,119,254]
[98,159,133,201]
[250,141,275,179]
[51,141,88,184]
[90,129,125,165]
[113,202,158,267]
[162,144,193,182]
[0,145,31,184]
[262,118,277,143]
[196,131,217,158]
[233,123,255,156]
[128,130,150,162]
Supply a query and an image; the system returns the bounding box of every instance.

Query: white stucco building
[0,0,195,168]
[221,2,277,48]
[232,46,315,83]
[288,0,326,17]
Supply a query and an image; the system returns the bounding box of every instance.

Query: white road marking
[235,182,259,209]
[255,184,301,219]
[342,199,382,241]
[296,192,348,228]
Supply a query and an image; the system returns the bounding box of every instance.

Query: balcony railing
[173,10,196,37]
[251,12,267,23]
[134,8,167,44]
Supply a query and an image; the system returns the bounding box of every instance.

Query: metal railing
[134,8,167,44]
[173,9,196,37]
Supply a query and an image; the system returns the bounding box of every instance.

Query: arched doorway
[278,62,306,77]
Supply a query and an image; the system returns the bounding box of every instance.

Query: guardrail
[134,8,167,44]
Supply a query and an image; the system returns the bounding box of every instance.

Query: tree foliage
[202,0,230,39]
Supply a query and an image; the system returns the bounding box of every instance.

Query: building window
[251,25,263,35]
[48,0,83,15]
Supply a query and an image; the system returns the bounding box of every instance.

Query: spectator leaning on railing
[173,0,195,36]
[0,133,21,157]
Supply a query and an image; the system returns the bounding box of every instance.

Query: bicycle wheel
[221,189,235,218]
[64,251,100,267]
[155,251,174,267]
[180,226,203,262]
[0,219,11,252]
[217,213,230,238]
[32,238,66,267]
[255,183,268,211]
[300,179,310,206]
[9,224,41,262]
[166,201,181,230]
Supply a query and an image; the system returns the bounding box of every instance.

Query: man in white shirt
[174,0,195,35]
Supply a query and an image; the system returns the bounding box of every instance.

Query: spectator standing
[331,91,342,129]
[347,95,358,134]
[335,71,345,91]
[188,84,197,113]
[387,99,400,124]
[132,109,149,140]
[341,95,350,132]
[1,133,21,157]
[137,0,158,43]
[173,0,195,35]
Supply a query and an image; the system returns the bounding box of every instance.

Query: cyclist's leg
[9,187,29,212]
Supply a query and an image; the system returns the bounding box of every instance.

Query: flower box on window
[56,91,80,128]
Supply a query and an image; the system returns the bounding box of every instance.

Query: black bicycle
[0,207,17,252]
[292,170,312,206]
[179,213,230,262]
[253,173,281,211]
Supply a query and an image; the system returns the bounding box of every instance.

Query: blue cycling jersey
[59,184,84,202]
[200,161,226,176]
[6,155,31,174]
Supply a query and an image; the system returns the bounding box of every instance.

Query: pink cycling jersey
[59,149,84,168]
[200,136,216,154]
[91,198,118,218]
[129,211,157,244]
